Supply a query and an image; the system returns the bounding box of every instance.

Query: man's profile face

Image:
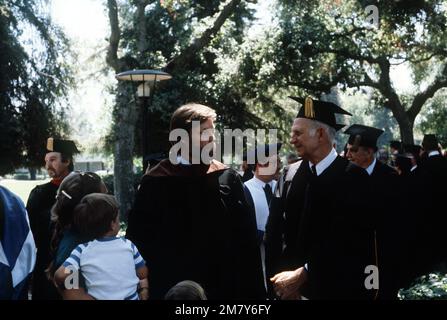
[44,152,70,179]
[184,117,216,163]
[198,118,215,150]
[290,118,318,160]
[346,144,373,168]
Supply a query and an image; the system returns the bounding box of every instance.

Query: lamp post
[115,69,172,173]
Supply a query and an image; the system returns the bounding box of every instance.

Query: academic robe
[126,159,266,300]
[26,182,60,300]
[410,153,447,274]
[369,160,404,299]
[265,161,302,292]
[284,156,377,299]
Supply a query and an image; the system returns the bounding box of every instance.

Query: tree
[105,0,264,218]
[250,0,447,144]
[0,0,73,176]
[418,88,447,146]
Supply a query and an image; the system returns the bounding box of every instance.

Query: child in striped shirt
[55,193,148,300]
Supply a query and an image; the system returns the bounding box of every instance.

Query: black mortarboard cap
[389,140,402,151]
[422,134,439,150]
[403,144,421,156]
[246,143,282,164]
[46,138,79,156]
[290,96,352,131]
[395,154,412,174]
[344,124,384,149]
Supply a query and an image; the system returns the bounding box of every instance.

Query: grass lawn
[0,179,50,204]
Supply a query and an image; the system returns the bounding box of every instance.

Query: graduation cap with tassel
[290,96,352,131]
[46,138,80,156]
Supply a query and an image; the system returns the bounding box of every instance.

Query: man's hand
[270,267,308,300]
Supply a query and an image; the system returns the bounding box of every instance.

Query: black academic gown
[26,182,60,300]
[410,153,447,274]
[369,160,405,299]
[126,159,265,300]
[285,156,377,299]
[265,162,302,295]
[264,168,291,297]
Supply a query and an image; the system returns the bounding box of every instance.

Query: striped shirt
[63,237,145,300]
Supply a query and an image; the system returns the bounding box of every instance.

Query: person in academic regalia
[411,134,447,275]
[243,143,282,291]
[394,154,412,176]
[126,103,265,300]
[344,124,408,299]
[389,140,402,167]
[264,152,302,299]
[271,97,377,300]
[402,144,422,175]
[240,154,255,183]
[26,138,79,300]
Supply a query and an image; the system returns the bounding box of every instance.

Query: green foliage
[399,272,447,300]
[118,221,127,237]
[418,89,447,146]
[0,0,74,174]
[241,0,447,143]
[106,0,276,157]
[101,172,143,195]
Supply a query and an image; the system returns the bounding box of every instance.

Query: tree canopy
[0,0,73,175]
[106,0,281,216]
[242,0,447,144]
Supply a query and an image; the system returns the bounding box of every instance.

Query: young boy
[55,193,148,300]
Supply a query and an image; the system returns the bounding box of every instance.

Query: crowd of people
[1,98,446,300]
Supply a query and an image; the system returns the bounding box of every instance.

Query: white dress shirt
[176,155,191,165]
[365,158,377,176]
[308,148,338,176]
[244,177,277,232]
[429,150,441,157]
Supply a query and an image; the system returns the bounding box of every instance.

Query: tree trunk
[113,83,137,220]
[397,119,415,145]
[106,0,243,220]
[389,104,415,145]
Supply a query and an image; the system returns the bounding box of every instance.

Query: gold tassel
[47,138,54,151]
[304,97,315,118]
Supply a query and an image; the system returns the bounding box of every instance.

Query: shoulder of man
[375,160,398,176]
[342,157,369,179]
[285,160,302,182]
[216,164,242,187]
[26,182,55,206]
[31,181,56,194]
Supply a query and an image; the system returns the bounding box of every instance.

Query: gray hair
[308,120,336,144]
